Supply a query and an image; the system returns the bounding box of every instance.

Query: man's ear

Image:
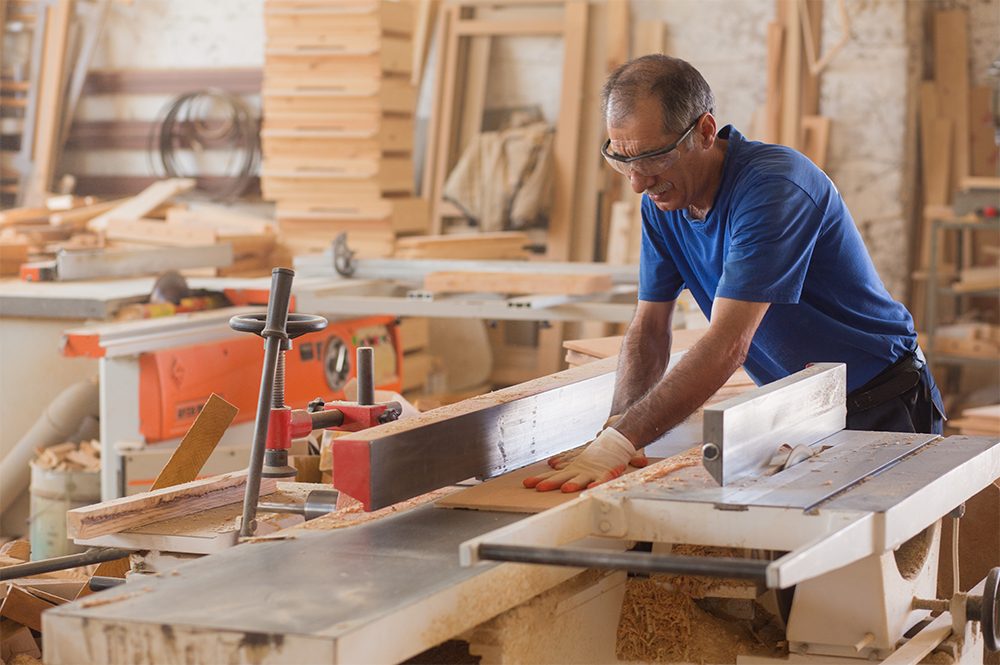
[696,113,717,148]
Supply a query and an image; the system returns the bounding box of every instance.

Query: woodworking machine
[43,354,1000,664]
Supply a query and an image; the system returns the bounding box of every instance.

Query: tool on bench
[234,268,402,537]
[258,488,340,521]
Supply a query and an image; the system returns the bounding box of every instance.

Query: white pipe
[0,377,100,513]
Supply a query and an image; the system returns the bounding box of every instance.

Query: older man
[526,54,944,493]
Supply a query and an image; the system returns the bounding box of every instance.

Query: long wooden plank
[934,9,969,198]
[66,470,275,540]
[87,178,197,231]
[545,0,588,261]
[333,354,620,510]
[424,271,612,295]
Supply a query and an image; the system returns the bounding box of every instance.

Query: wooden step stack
[261,0,427,258]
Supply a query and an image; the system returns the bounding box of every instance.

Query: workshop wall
[61,0,999,299]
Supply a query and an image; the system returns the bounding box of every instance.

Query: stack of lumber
[33,440,100,472]
[1,539,90,663]
[949,404,1000,436]
[261,0,428,258]
[0,193,111,275]
[0,179,280,278]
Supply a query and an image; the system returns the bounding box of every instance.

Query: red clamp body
[324,401,393,432]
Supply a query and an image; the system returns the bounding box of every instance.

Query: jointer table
[42,361,1000,664]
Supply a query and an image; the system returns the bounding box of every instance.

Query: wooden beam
[66,470,276,540]
[934,9,969,198]
[423,270,613,295]
[764,22,784,144]
[777,0,802,150]
[545,0,588,260]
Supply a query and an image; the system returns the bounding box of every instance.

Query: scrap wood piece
[0,616,42,660]
[86,178,197,232]
[49,198,126,227]
[0,585,56,632]
[423,270,613,295]
[66,470,275,540]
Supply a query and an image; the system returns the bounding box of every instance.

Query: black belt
[846,348,924,415]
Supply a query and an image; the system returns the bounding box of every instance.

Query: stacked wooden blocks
[261,0,427,258]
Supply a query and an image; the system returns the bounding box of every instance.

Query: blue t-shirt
[639,125,916,393]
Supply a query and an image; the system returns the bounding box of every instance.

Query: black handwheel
[984,566,999,653]
[230,312,327,339]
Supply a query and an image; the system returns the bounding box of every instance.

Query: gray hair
[602,55,716,147]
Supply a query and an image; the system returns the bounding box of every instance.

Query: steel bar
[0,548,132,581]
[239,268,293,538]
[476,544,770,582]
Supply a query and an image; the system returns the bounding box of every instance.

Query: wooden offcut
[150,394,239,491]
[0,586,56,633]
[424,271,612,295]
[66,470,275,540]
[87,178,197,232]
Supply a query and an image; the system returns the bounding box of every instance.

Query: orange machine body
[138,315,402,443]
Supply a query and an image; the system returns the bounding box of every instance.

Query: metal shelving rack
[924,215,1000,366]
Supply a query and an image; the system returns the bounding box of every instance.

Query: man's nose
[629,170,653,193]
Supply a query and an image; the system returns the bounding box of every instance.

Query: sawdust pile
[616,545,786,664]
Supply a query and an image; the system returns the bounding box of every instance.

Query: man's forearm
[610,315,671,416]
[614,334,743,448]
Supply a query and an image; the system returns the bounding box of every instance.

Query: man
[525,54,944,493]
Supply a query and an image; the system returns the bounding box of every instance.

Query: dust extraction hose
[0,377,100,514]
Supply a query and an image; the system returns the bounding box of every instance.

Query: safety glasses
[601,117,699,178]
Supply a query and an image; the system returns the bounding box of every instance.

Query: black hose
[148,88,261,201]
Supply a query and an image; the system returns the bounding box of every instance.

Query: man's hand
[525,428,638,492]
[546,415,648,470]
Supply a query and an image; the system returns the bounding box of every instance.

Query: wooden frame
[423,1,588,260]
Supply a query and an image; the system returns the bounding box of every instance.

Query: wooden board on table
[424,271,612,296]
[435,459,659,514]
[87,178,197,232]
[67,470,273,540]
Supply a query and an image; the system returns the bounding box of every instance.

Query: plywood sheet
[435,459,659,513]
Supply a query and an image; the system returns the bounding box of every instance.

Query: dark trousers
[846,353,945,435]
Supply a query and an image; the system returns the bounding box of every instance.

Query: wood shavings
[77,591,143,608]
[33,439,100,472]
[616,545,787,663]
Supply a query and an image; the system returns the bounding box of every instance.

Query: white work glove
[524,427,638,493]
[546,415,648,470]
